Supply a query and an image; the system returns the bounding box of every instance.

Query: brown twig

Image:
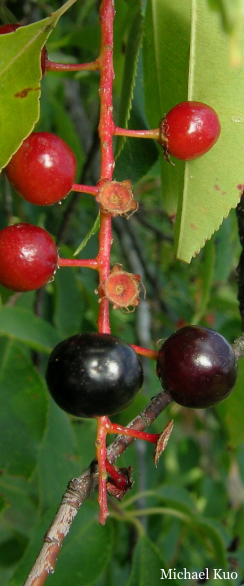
[236,191,244,331]
[232,333,244,361]
[23,388,172,586]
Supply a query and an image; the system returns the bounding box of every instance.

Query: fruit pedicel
[0,2,240,583]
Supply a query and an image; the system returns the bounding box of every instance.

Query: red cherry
[160,101,221,161]
[0,24,47,76]
[0,223,58,292]
[0,24,20,34]
[5,132,77,206]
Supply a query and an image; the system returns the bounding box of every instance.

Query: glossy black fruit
[46,332,144,417]
[156,326,238,408]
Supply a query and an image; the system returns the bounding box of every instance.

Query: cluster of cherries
[46,326,238,417]
[0,111,231,414]
[0,21,236,521]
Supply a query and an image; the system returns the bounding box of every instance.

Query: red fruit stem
[93,0,116,523]
[105,458,128,490]
[58,258,99,269]
[45,58,100,72]
[114,126,160,140]
[97,0,115,182]
[96,413,163,523]
[107,421,161,444]
[131,344,158,361]
[95,0,115,334]
[95,416,111,524]
[72,184,99,195]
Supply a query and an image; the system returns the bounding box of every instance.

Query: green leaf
[126,533,181,586]
[210,0,243,37]
[191,238,215,324]
[0,0,77,170]
[38,400,81,510]
[0,338,48,478]
[53,264,86,337]
[114,106,159,183]
[174,0,244,262]
[74,211,100,256]
[193,518,227,567]
[143,0,191,126]
[156,484,197,516]
[46,92,86,178]
[0,474,39,536]
[115,0,144,158]
[0,493,8,516]
[9,503,114,586]
[115,54,159,183]
[0,306,61,352]
[127,495,226,568]
[217,356,244,447]
[212,212,237,282]
[49,516,113,585]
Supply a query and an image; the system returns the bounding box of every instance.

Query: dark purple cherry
[46,333,144,417]
[156,326,237,408]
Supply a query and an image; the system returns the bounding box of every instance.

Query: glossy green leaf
[0,338,48,478]
[0,306,61,352]
[144,0,191,125]
[0,0,77,171]
[175,0,244,262]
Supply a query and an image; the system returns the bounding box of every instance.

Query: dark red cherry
[0,24,20,34]
[6,132,76,205]
[159,101,221,161]
[156,326,237,408]
[46,333,144,417]
[0,223,58,292]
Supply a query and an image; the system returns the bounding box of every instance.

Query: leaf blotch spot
[14,87,40,99]
[237,183,244,192]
